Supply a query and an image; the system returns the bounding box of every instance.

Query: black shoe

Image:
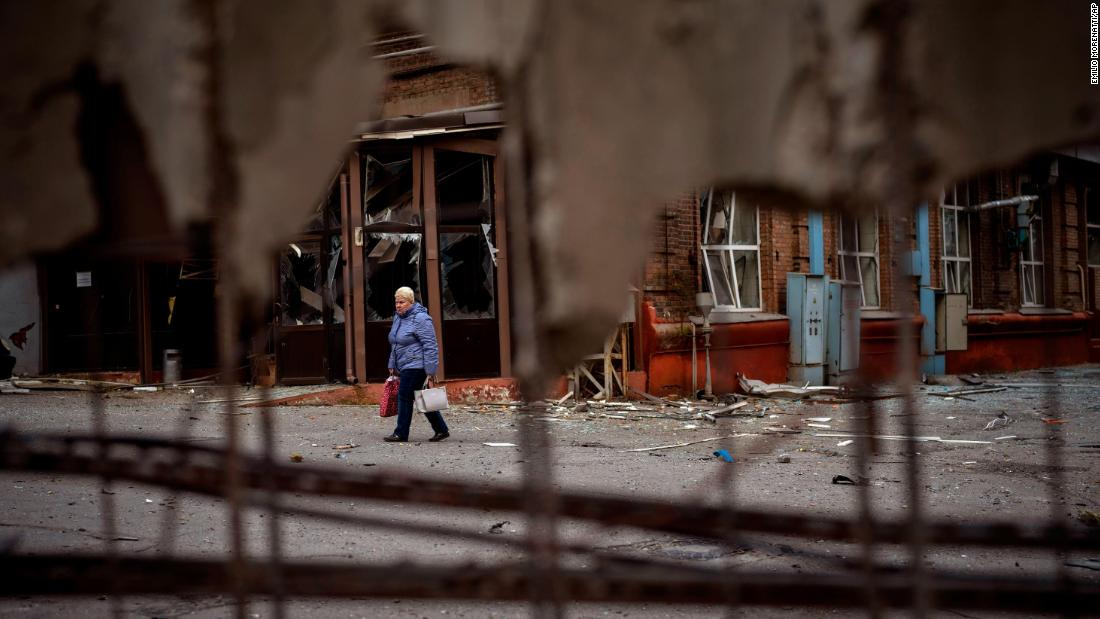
[383,434,407,443]
[428,432,450,442]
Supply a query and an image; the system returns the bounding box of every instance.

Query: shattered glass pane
[364,233,422,321]
[1022,264,1044,306]
[943,210,958,256]
[840,254,859,284]
[1088,228,1100,266]
[959,262,972,304]
[860,257,880,307]
[857,214,877,253]
[303,198,326,232]
[327,234,345,324]
[839,215,858,252]
[363,150,420,227]
[945,261,958,293]
[730,200,756,245]
[439,232,496,319]
[733,250,760,308]
[326,182,342,228]
[703,249,735,307]
[280,241,323,326]
[706,190,732,244]
[436,150,493,225]
[957,211,971,258]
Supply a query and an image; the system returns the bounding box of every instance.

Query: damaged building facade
[275,34,510,384]
[18,31,1100,394]
[641,156,1100,396]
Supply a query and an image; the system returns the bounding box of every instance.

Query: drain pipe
[917,202,944,375]
[690,320,697,396]
[1078,264,1088,309]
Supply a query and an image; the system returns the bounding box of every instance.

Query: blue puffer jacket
[387,303,439,375]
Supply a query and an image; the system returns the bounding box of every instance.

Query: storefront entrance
[346,135,510,382]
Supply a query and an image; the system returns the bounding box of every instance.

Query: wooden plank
[422,147,445,379]
[347,152,367,384]
[493,154,511,378]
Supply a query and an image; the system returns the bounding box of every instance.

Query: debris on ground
[776,454,791,463]
[488,521,511,534]
[983,412,1011,431]
[623,434,756,453]
[814,432,991,445]
[289,453,303,463]
[712,449,734,463]
[483,442,518,447]
[737,374,841,399]
[332,444,358,450]
[0,380,29,394]
[1065,558,1100,571]
[831,475,857,485]
[930,386,1007,399]
[1078,510,1100,527]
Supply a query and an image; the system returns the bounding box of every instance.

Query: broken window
[435,150,496,319]
[436,150,493,226]
[1088,188,1100,267]
[364,233,423,321]
[837,212,880,308]
[439,232,496,319]
[326,234,345,324]
[363,150,420,227]
[942,184,973,306]
[1020,203,1045,306]
[700,189,761,309]
[279,241,324,326]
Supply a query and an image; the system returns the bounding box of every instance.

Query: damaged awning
[354,104,503,141]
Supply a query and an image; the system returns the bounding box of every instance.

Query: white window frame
[941,186,974,306]
[700,189,762,311]
[1019,201,1045,307]
[1087,187,1100,268]
[837,212,881,309]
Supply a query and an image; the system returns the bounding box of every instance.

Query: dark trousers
[393,368,449,440]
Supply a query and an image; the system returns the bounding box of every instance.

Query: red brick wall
[643,192,700,320]
[373,33,500,118]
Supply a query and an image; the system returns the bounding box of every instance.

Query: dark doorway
[44,257,139,372]
[276,182,347,384]
[433,148,500,378]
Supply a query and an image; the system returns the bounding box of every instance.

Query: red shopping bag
[379,376,399,418]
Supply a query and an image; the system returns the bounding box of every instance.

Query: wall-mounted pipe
[1078,264,1087,309]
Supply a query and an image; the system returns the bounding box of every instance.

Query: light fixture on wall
[695,292,715,400]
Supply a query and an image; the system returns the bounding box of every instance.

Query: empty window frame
[1088,188,1100,267]
[941,185,974,306]
[700,189,761,310]
[1020,203,1045,307]
[837,212,880,308]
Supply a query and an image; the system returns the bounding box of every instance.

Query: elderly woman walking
[384,286,450,443]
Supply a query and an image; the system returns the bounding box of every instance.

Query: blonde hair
[394,287,416,303]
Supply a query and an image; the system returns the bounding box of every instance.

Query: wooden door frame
[423,137,510,379]
[348,135,511,382]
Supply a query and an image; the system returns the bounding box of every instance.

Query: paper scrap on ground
[807,417,832,422]
[484,442,518,447]
[837,440,854,447]
[813,433,992,445]
[623,434,757,453]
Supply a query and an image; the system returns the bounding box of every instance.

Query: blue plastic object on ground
[712,449,734,463]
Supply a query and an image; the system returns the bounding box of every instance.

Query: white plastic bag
[414,378,448,413]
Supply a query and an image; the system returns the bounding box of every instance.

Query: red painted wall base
[947,312,1090,374]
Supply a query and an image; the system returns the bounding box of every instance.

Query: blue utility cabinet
[826,279,861,384]
[787,273,827,385]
